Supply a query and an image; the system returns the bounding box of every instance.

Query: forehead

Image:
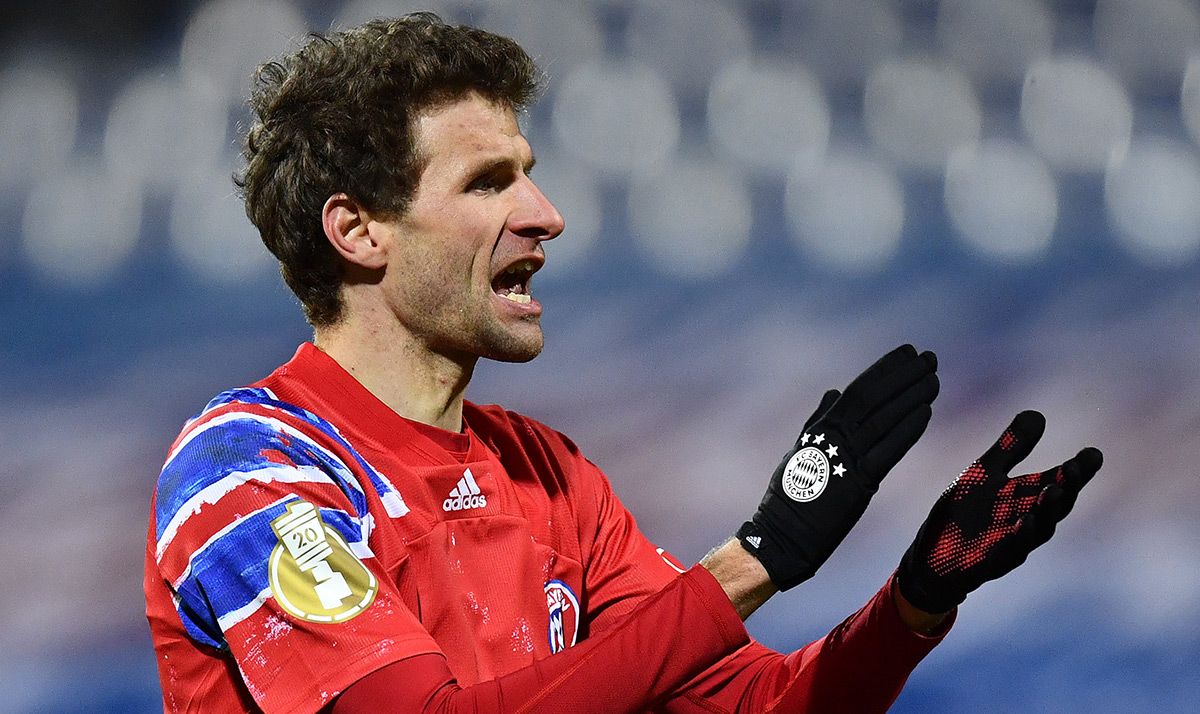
[412,93,530,171]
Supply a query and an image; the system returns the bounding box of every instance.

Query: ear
[322,193,388,270]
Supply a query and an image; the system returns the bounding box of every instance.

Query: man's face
[374,92,564,364]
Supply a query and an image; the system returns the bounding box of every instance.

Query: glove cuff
[736,521,810,592]
[896,553,964,614]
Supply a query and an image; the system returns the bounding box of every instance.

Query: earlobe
[322,193,387,269]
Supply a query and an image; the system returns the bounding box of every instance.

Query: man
[145,14,1102,713]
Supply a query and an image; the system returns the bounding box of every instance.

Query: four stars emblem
[801,433,847,479]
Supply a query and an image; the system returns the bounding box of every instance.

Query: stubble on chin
[479,315,544,363]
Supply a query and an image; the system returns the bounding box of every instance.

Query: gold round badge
[268,500,377,623]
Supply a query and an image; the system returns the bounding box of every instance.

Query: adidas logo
[745,535,762,549]
[442,468,488,512]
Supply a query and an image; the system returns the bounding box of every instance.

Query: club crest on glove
[782,433,847,502]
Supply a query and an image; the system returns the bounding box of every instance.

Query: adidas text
[443,493,488,511]
[443,469,488,512]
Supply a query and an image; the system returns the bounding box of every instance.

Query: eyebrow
[466,153,537,179]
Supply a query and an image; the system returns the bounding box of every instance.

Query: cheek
[392,245,487,313]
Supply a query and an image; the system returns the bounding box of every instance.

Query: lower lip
[492,292,542,316]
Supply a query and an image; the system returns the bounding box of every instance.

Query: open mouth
[492,258,538,304]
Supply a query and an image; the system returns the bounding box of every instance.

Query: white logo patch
[782,433,846,502]
[443,468,488,512]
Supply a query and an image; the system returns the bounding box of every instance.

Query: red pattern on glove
[898,412,1102,614]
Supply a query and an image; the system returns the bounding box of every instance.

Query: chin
[478,325,544,363]
[486,341,543,363]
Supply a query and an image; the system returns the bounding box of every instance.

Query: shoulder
[161,386,337,484]
[154,386,368,541]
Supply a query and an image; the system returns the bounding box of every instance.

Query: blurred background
[1,0,1197,711]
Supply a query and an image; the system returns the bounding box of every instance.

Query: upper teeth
[505,260,535,275]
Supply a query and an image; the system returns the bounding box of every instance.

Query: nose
[508,174,565,242]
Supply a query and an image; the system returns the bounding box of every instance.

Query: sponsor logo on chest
[443,467,488,512]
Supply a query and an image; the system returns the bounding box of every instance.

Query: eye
[467,168,517,195]
[468,175,500,194]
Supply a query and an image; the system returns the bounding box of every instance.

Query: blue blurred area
[2,1,1198,712]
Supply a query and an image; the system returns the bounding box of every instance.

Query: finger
[978,410,1046,475]
[1042,447,1103,520]
[1072,447,1104,485]
[1028,486,1064,548]
[858,404,932,484]
[852,373,939,453]
[831,346,935,424]
[801,389,842,436]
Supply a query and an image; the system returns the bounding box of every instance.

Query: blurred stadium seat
[1,1,1196,711]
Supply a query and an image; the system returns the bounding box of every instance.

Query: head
[237,13,562,362]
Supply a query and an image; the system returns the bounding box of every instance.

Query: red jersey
[146,343,947,713]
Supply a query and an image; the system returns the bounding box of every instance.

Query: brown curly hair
[236,13,543,326]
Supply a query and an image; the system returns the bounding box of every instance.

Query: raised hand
[739,344,939,591]
[897,410,1103,614]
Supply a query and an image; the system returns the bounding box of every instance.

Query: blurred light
[335,0,460,30]
[1105,138,1200,267]
[1020,58,1133,172]
[863,59,982,171]
[628,157,751,279]
[103,71,231,196]
[1183,55,1200,147]
[476,0,603,77]
[181,0,307,100]
[707,60,830,173]
[936,0,1054,87]
[785,151,905,271]
[945,140,1058,264]
[782,0,903,87]
[170,168,274,281]
[526,153,602,276]
[551,60,680,175]
[627,0,753,96]
[0,63,78,192]
[21,161,142,286]
[1094,0,1200,93]
[1107,523,1200,639]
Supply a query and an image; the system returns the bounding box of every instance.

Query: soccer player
[144,14,1102,713]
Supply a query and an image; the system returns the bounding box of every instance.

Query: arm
[701,537,951,634]
[150,405,447,713]
[658,576,953,714]
[645,540,952,714]
[331,565,748,714]
[572,346,947,712]
[661,410,1103,713]
[328,540,947,714]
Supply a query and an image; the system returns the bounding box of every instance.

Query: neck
[314,316,476,433]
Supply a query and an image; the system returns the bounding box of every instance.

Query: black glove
[738,344,939,591]
[897,410,1103,613]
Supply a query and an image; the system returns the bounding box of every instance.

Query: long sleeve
[489,413,952,714]
[331,565,750,713]
[658,576,953,713]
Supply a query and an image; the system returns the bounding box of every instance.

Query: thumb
[978,410,1045,475]
[802,389,842,435]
